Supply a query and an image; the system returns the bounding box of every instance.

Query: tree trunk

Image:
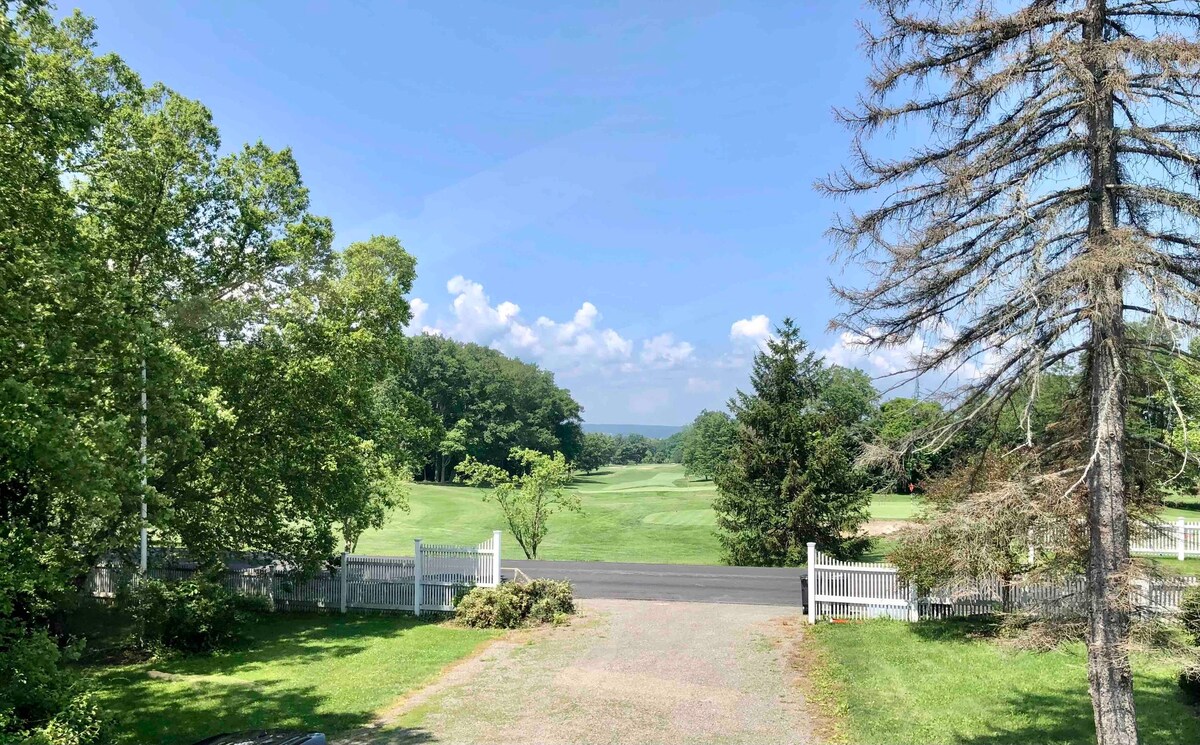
[1084,2,1138,742]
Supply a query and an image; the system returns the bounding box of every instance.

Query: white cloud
[730,314,773,351]
[640,333,695,368]
[600,329,634,358]
[405,297,430,336]
[419,276,649,371]
[686,377,721,393]
[820,321,1003,387]
[821,326,931,377]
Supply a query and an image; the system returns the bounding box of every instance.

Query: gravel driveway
[341,599,817,745]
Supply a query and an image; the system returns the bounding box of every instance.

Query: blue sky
[79,0,905,425]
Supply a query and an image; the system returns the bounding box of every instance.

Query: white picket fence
[89,531,502,616]
[805,542,1200,623]
[1130,519,1200,560]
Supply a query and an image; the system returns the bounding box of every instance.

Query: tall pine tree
[714,320,871,564]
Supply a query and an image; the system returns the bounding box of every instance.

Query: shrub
[122,575,262,655]
[525,579,574,623]
[0,622,108,745]
[1131,616,1192,653]
[455,580,574,629]
[22,690,110,745]
[455,584,529,629]
[1179,660,1200,704]
[1179,585,1200,643]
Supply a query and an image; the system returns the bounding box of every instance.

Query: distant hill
[582,423,684,439]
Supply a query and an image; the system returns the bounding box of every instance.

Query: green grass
[89,613,497,744]
[356,463,724,564]
[870,492,923,520]
[1141,556,1200,576]
[1163,492,1200,516]
[355,463,1200,566]
[862,536,899,563]
[809,618,1199,745]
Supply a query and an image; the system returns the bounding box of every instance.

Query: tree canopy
[681,410,737,481]
[713,319,873,564]
[402,334,584,481]
[2,6,423,737]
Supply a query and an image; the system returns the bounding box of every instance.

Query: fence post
[339,552,348,614]
[1178,517,1187,561]
[414,538,423,617]
[492,530,502,587]
[806,542,816,625]
[908,581,920,622]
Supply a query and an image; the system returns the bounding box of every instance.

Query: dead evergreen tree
[822,2,1200,743]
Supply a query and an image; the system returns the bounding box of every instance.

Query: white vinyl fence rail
[88,531,502,617]
[1130,519,1200,560]
[805,542,1200,624]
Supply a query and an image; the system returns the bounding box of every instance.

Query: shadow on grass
[95,671,360,743]
[142,614,436,673]
[905,618,1199,744]
[909,616,1003,644]
[89,613,453,745]
[571,470,615,483]
[948,681,1199,744]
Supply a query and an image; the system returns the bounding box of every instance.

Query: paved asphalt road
[506,560,804,606]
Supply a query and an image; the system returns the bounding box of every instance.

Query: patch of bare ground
[864,519,908,536]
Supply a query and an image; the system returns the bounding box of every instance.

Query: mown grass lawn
[356,463,724,564]
[354,463,1200,566]
[89,613,497,744]
[809,618,1200,745]
[869,492,923,520]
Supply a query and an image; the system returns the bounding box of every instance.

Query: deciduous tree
[681,410,737,481]
[575,432,617,474]
[457,448,580,559]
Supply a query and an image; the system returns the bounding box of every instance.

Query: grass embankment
[90,614,497,744]
[808,619,1199,745]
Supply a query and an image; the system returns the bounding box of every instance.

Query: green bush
[22,690,110,745]
[1179,660,1200,704]
[1179,585,1200,643]
[0,621,108,745]
[122,575,262,655]
[455,580,574,629]
[525,579,575,623]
